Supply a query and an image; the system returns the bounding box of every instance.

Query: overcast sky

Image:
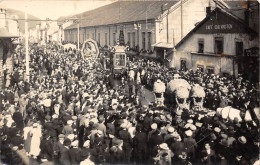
[0,0,113,20]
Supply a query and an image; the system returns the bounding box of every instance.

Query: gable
[196,10,248,34]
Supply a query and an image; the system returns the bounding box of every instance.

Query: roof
[65,1,178,30]
[152,42,174,49]
[175,7,258,48]
[0,28,19,38]
[6,8,41,32]
[223,1,259,23]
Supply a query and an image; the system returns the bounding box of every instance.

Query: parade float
[190,84,206,111]
[153,79,166,106]
[81,39,99,58]
[109,30,129,77]
[167,78,191,110]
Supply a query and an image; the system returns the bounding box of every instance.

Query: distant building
[0,8,18,90]
[63,0,228,55]
[174,7,258,81]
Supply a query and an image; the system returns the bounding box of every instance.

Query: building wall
[159,0,213,45]
[64,21,156,51]
[174,33,258,75]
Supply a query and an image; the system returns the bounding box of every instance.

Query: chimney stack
[206,0,213,17]
[244,1,250,27]
[206,7,211,17]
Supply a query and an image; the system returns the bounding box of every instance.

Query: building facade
[174,7,258,80]
[63,0,227,52]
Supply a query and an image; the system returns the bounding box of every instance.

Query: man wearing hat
[133,126,148,164]
[62,120,74,137]
[118,122,133,163]
[59,139,71,165]
[97,115,107,137]
[68,140,81,165]
[40,133,54,161]
[54,134,65,162]
[183,130,197,160]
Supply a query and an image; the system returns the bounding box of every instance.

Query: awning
[0,28,19,38]
[152,42,174,49]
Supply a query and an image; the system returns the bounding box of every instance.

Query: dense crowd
[0,43,259,165]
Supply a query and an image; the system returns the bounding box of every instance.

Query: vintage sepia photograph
[0,0,259,164]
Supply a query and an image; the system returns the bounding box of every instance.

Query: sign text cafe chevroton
[206,24,233,30]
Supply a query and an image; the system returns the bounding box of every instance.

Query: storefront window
[113,33,116,46]
[128,32,131,46]
[180,59,187,71]
[206,66,215,74]
[105,33,107,45]
[132,32,135,48]
[148,32,152,50]
[142,32,146,50]
[197,64,204,72]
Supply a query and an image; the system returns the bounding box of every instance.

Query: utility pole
[25,9,29,82]
[181,0,183,39]
[77,22,79,50]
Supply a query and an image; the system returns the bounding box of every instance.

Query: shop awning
[152,42,174,49]
[0,28,19,38]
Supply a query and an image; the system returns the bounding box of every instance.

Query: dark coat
[183,137,197,156]
[134,131,147,150]
[12,112,24,130]
[149,133,163,149]
[68,148,81,165]
[118,129,133,150]
[59,147,71,165]
[40,138,54,161]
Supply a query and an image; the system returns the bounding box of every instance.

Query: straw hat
[238,136,247,144]
[151,123,157,130]
[185,130,192,137]
[159,143,169,150]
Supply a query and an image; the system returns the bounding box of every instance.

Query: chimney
[206,7,211,17]
[206,0,213,17]
[244,1,250,27]
[0,8,7,29]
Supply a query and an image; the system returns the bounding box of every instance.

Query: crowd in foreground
[0,43,259,165]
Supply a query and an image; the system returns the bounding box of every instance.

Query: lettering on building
[206,24,233,30]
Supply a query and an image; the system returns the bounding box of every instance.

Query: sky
[0,0,114,20]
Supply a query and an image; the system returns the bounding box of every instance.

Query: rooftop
[65,1,178,30]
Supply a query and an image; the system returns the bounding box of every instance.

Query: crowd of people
[0,43,259,165]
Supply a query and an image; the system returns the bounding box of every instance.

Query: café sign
[196,9,247,34]
[206,24,233,30]
[245,47,259,57]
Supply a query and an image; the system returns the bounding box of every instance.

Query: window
[142,32,146,50]
[132,32,135,48]
[197,65,204,72]
[128,32,131,46]
[215,37,223,54]
[105,33,107,45]
[87,34,89,39]
[98,33,100,44]
[113,33,116,46]
[206,66,215,74]
[92,33,94,40]
[137,31,139,46]
[148,32,152,50]
[198,39,204,53]
[180,59,187,71]
[236,41,243,56]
